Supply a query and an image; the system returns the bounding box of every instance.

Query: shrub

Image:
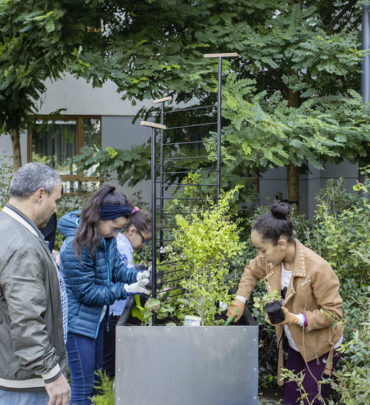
[0,152,13,208]
[91,370,114,405]
[168,186,246,325]
[284,177,369,403]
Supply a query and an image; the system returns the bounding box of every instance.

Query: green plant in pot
[253,289,285,324]
[167,186,245,326]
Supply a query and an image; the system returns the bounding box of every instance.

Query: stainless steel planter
[116,325,259,405]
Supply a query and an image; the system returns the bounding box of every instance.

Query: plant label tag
[184,315,201,326]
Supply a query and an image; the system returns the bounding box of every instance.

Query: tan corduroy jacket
[236,240,343,385]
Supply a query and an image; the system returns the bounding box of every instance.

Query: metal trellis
[141,53,238,324]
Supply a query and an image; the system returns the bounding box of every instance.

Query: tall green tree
[0,0,108,170]
[76,0,369,206]
[2,0,368,202]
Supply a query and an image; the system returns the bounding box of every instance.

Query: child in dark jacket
[58,185,149,405]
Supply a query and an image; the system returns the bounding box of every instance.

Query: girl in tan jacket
[227,201,343,405]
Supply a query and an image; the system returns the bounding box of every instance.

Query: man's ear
[33,188,45,204]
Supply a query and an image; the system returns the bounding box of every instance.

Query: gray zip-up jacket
[0,204,67,391]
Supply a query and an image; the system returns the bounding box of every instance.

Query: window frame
[27,115,102,185]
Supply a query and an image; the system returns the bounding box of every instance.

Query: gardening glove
[136,270,150,282]
[226,298,245,323]
[124,278,150,296]
[274,307,300,326]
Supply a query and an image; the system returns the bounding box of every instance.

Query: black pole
[151,127,157,324]
[217,57,222,201]
[159,102,165,260]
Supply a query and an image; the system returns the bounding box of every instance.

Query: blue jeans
[66,322,104,405]
[0,389,49,405]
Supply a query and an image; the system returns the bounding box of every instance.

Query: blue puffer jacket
[58,211,138,339]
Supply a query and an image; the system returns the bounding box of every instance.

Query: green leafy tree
[2,1,368,200]
[208,75,370,206]
[75,1,368,207]
[0,0,109,170]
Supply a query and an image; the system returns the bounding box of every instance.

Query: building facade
[0,74,358,217]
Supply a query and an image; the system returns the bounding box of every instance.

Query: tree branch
[326,0,358,33]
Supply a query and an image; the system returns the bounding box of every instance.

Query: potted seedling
[253,289,285,324]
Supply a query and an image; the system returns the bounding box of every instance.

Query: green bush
[290,178,369,403]
[167,186,246,325]
[0,152,13,208]
[310,182,369,286]
[91,370,114,405]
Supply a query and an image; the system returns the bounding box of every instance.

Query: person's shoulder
[301,243,332,275]
[57,210,80,237]
[302,243,327,263]
[116,233,132,250]
[245,255,269,276]
[0,216,34,245]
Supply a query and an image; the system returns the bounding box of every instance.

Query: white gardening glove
[136,270,150,282]
[124,278,150,296]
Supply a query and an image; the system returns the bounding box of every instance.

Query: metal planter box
[116,325,258,405]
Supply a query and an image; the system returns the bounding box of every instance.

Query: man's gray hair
[10,162,61,199]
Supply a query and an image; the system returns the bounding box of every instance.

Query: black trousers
[102,315,120,379]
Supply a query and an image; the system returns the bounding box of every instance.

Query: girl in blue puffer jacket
[58,185,150,405]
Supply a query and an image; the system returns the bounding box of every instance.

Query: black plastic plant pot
[265,301,285,324]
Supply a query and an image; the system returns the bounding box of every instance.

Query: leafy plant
[253,289,281,313]
[329,321,370,405]
[91,370,114,405]
[311,183,369,286]
[130,297,175,325]
[166,186,245,325]
[281,368,326,405]
[294,177,370,403]
[0,152,13,208]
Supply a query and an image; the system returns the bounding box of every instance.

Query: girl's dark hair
[74,184,132,257]
[252,201,294,245]
[126,209,152,233]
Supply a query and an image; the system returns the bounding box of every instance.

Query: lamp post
[362,4,370,103]
[360,5,370,183]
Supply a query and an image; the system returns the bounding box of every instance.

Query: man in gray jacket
[0,163,70,405]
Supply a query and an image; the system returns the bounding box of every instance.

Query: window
[28,116,101,193]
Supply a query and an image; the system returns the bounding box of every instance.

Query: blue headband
[100,204,131,220]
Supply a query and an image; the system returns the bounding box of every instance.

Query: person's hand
[52,250,60,267]
[226,299,245,323]
[136,270,150,282]
[45,372,70,405]
[124,278,150,295]
[274,307,300,326]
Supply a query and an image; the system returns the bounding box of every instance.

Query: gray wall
[259,160,358,218]
[0,131,28,167]
[101,116,152,205]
